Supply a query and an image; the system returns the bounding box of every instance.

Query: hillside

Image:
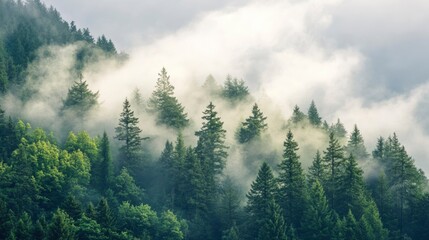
[0,1,428,240]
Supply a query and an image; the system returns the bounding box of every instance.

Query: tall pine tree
[307,100,322,127]
[237,103,268,143]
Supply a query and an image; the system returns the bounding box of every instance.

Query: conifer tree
[195,102,228,198]
[62,77,99,118]
[308,150,325,186]
[115,98,144,173]
[99,131,113,192]
[307,100,322,127]
[246,162,277,237]
[345,125,369,160]
[96,198,115,229]
[257,200,288,240]
[222,75,249,102]
[47,209,76,240]
[336,154,367,217]
[343,210,359,239]
[182,147,205,218]
[15,212,32,240]
[330,119,347,139]
[301,180,334,240]
[358,200,388,240]
[323,132,344,209]
[62,195,83,220]
[291,105,306,124]
[277,130,307,229]
[237,103,268,143]
[148,67,189,130]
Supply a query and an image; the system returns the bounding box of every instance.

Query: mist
[2,0,429,190]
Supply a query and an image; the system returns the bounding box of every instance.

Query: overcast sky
[39,0,429,173]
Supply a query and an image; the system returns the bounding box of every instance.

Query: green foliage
[301,181,334,240]
[322,132,345,209]
[118,202,158,238]
[277,130,307,229]
[307,100,322,127]
[112,168,144,205]
[158,210,186,240]
[115,98,144,174]
[330,119,347,139]
[99,131,113,192]
[308,150,325,186]
[222,75,249,103]
[246,162,277,237]
[148,67,189,129]
[76,214,105,240]
[62,78,99,119]
[291,105,306,124]
[345,125,369,160]
[195,102,228,202]
[47,209,77,240]
[237,103,268,143]
[257,200,288,240]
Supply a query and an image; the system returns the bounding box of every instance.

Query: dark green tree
[33,216,47,240]
[307,150,325,186]
[237,103,268,143]
[345,125,369,160]
[291,105,306,124]
[96,198,115,229]
[99,131,113,192]
[76,214,105,240]
[96,35,116,54]
[219,177,242,230]
[257,200,288,240]
[62,195,83,220]
[307,100,322,127]
[15,212,32,240]
[112,168,144,205]
[115,98,144,173]
[323,132,345,209]
[221,75,249,102]
[47,209,76,240]
[182,147,205,218]
[330,119,347,139]
[246,162,277,237]
[358,200,388,240]
[62,78,99,119]
[277,130,307,229]
[148,67,189,129]
[195,102,228,199]
[301,180,334,240]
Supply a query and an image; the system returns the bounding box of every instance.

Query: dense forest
[0,0,428,239]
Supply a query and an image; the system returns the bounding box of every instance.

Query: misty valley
[0,0,429,240]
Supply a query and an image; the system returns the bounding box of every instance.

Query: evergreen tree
[96,35,116,54]
[182,147,205,218]
[257,200,288,240]
[115,98,144,174]
[277,130,307,229]
[33,216,47,240]
[195,102,228,199]
[301,180,334,240]
[237,103,268,143]
[322,132,345,209]
[219,177,242,230]
[148,67,189,129]
[221,75,249,102]
[330,119,347,139]
[99,131,113,192]
[307,100,322,127]
[345,125,369,160]
[96,198,115,229]
[246,162,277,237]
[112,168,144,205]
[202,74,221,96]
[343,210,359,240]
[336,154,367,217]
[76,214,104,240]
[15,212,32,240]
[291,105,306,124]
[47,209,76,240]
[159,140,176,208]
[308,150,325,186]
[222,224,240,240]
[62,195,83,220]
[358,200,388,240]
[62,77,99,119]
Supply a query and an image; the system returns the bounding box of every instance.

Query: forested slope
[0,1,428,240]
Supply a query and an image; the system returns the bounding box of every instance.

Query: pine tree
[15,212,32,240]
[345,125,369,160]
[336,154,367,217]
[322,132,344,210]
[258,200,288,240]
[99,131,113,192]
[307,100,322,127]
[246,162,277,237]
[47,209,76,240]
[195,102,228,200]
[96,198,115,229]
[148,67,189,129]
[358,200,388,240]
[308,150,325,186]
[277,130,307,229]
[62,77,99,118]
[291,105,306,124]
[343,210,359,240]
[182,147,205,218]
[33,216,47,240]
[237,103,268,143]
[330,119,347,139]
[222,75,249,102]
[62,195,83,220]
[115,98,144,173]
[301,180,334,240]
